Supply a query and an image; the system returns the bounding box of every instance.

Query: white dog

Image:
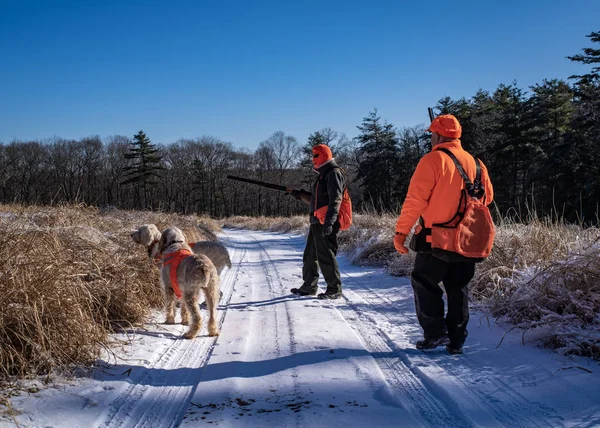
[130,224,231,275]
[158,227,220,338]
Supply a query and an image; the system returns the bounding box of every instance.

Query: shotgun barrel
[226,175,290,192]
[428,107,435,123]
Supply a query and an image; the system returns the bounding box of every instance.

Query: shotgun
[428,107,435,123]
[226,175,292,193]
[226,175,311,203]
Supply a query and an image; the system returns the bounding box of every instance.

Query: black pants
[301,222,342,293]
[411,252,475,346]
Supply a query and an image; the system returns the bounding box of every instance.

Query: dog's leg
[182,293,202,339]
[164,288,176,325]
[180,298,189,325]
[205,275,220,337]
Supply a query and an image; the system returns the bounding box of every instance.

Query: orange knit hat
[312,144,333,168]
[427,114,462,139]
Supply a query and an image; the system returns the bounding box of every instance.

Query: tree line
[1,31,598,223]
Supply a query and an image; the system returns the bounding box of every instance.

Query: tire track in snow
[279,234,467,427]
[99,238,245,428]
[340,270,563,427]
[252,233,303,426]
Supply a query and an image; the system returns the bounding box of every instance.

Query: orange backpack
[314,167,353,230]
[337,187,353,230]
[430,149,494,263]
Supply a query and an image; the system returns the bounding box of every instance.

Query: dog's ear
[175,227,187,243]
[158,230,168,253]
[150,224,161,240]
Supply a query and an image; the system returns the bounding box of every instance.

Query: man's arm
[324,169,345,226]
[395,155,437,235]
[480,161,494,205]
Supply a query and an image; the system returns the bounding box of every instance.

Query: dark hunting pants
[301,222,342,293]
[411,252,475,346]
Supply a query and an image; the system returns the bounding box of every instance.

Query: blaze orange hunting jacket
[395,140,494,235]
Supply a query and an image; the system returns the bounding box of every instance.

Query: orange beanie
[312,144,333,168]
[428,114,462,139]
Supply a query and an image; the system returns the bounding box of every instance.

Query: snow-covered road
[3,229,599,428]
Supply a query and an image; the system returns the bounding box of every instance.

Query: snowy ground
[2,229,600,428]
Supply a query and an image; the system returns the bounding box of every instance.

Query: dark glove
[323,224,333,236]
[290,190,302,201]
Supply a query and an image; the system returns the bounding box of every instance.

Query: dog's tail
[195,224,218,242]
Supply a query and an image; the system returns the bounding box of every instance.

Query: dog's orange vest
[162,249,194,298]
[150,242,196,266]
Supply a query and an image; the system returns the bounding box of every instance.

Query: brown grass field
[0,204,221,381]
[0,205,597,385]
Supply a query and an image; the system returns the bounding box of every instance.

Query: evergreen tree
[355,109,399,212]
[526,79,574,219]
[121,130,163,209]
[567,31,600,85]
[395,126,429,201]
[568,30,600,222]
[485,83,530,212]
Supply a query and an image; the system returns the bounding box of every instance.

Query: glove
[394,233,409,254]
[288,189,310,202]
[290,190,302,201]
[323,224,333,236]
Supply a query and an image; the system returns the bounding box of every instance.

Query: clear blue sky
[0,0,598,150]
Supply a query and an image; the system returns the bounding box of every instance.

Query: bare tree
[103,135,132,207]
[259,131,299,215]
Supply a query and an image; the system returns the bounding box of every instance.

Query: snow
[2,229,599,427]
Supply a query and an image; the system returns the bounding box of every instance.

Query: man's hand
[394,233,409,254]
[287,188,310,204]
[323,224,333,236]
[289,189,302,201]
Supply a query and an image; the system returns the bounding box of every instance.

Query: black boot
[416,336,449,350]
[291,287,317,296]
[446,343,463,355]
[317,289,342,300]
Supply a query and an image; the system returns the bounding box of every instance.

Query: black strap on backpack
[437,148,485,200]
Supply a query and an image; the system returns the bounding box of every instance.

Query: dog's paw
[181,319,189,326]
[182,331,198,340]
[165,317,176,324]
[208,328,220,337]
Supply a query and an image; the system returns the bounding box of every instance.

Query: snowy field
[2,228,599,427]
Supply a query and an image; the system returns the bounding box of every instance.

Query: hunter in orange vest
[394,114,494,355]
[289,144,347,300]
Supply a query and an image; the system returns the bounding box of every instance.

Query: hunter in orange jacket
[395,121,494,238]
[394,114,494,355]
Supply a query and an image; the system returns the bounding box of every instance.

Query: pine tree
[567,31,600,85]
[526,79,575,219]
[355,109,399,212]
[567,31,600,222]
[121,130,163,209]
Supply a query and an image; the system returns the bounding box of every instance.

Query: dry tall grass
[222,215,307,233]
[4,204,597,381]
[0,204,221,380]
[472,219,600,358]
